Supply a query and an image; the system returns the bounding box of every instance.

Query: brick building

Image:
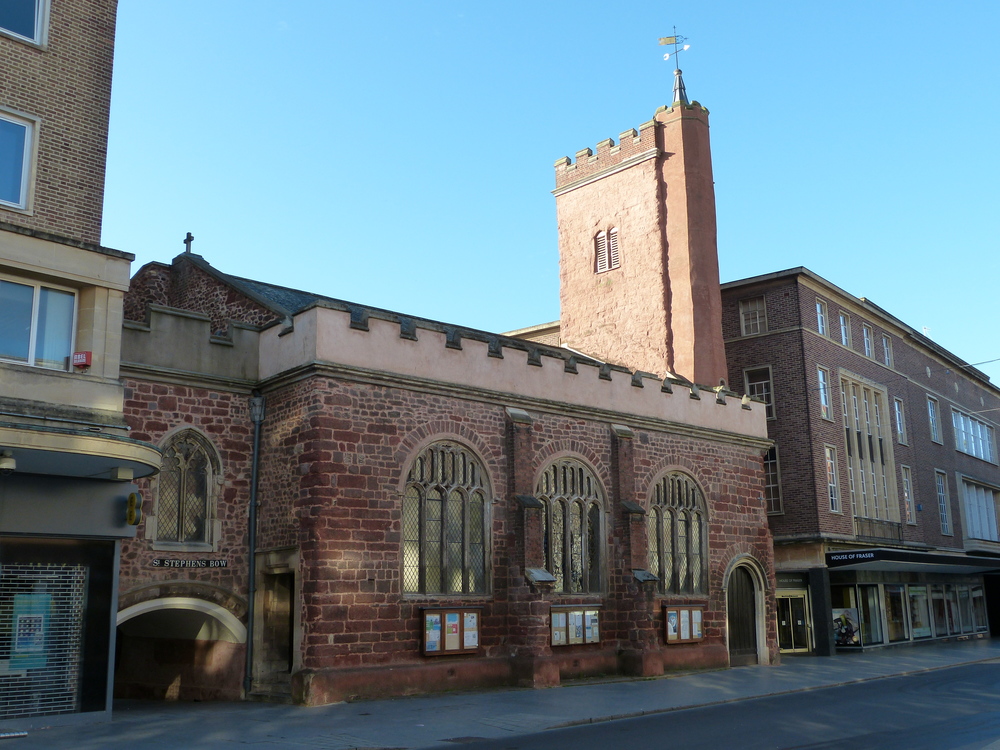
[0,0,160,728]
[721,268,1000,655]
[114,74,778,703]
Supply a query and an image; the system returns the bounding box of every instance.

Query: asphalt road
[449,663,1000,750]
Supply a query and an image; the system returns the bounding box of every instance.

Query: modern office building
[0,0,160,727]
[721,268,1000,655]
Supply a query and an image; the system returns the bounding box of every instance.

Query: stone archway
[115,597,246,701]
[724,557,768,667]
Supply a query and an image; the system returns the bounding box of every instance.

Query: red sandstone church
[113,72,778,704]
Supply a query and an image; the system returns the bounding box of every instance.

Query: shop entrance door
[728,566,758,666]
[776,591,811,653]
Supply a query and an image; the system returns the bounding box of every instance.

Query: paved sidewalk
[14,639,1000,749]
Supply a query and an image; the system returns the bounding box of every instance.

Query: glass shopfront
[831,579,988,648]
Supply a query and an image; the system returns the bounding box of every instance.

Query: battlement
[258,302,768,440]
[553,102,709,191]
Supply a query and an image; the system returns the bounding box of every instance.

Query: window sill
[0,28,47,49]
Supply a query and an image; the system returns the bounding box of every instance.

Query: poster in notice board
[423,608,481,656]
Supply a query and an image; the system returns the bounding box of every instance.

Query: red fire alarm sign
[72,351,92,368]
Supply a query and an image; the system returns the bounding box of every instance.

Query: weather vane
[659,29,691,104]
[658,29,690,70]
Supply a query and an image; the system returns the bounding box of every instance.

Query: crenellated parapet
[258,300,768,441]
[553,101,710,192]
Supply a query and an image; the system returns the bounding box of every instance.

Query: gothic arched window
[402,442,489,595]
[537,458,604,594]
[647,472,707,595]
[154,430,220,546]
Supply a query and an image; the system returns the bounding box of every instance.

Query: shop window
[647,471,707,595]
[149,430,222,551]
[885,585,908,642]
[537,457,604,594]
[908,585,932,639]
[0,276,75,370]
[402,441,489,595]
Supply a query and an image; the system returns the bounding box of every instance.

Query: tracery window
[646,472,707,595]
[155,431,218,544]
[402,442,489,595]
[537,458,604,594]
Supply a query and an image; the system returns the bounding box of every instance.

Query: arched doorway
[727,565,759,666]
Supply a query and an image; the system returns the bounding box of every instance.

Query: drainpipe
[244,390,266,698]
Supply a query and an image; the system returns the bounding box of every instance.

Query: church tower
[554,68,727,386]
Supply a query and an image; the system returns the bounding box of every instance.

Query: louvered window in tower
[594,228,621,274]
[595,231,608,273]
[608,227,620,269]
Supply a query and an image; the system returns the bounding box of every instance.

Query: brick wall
[0,0,117,243]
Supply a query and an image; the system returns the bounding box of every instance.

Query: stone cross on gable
[183,232,194,253]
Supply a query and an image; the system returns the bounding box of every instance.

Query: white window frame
[894,398,907,444]
[764,446,781,514]
[825,445,841,513]
[901,465,915,524]
[961,478,1000,543]
[739,296,767,336]
[818,366,833,420]
[882,334,893,367]
[0,273,76,370]
[862,324,874,357]
[927,396,942,444]
[816,299,828,336]
[744,366,775,420]
[0,108,37,210]
[838,312,851,347]
[0,0,49,45]
[936,470,952,536]
[952,408,997,463]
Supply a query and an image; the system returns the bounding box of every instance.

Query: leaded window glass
[402,442,489,595]
[537,458,604,594]
[648,472,707,595]
[156,431,216,543]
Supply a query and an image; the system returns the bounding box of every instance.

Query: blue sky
[103,1,1000,383]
